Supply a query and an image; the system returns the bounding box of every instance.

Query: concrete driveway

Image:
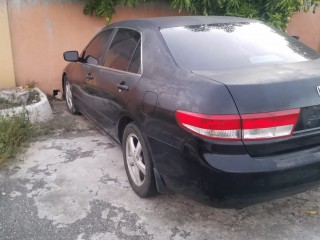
[1,102,320,240]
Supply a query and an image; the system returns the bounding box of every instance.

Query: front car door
[93,28,142,138]
[71,29,114,116]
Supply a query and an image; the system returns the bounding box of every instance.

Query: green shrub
[0,111,34,165]
[81,0,319,30]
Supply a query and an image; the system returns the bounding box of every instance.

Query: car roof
[108,16,258,29]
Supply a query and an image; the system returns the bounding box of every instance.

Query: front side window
[104,28,141,73]
[83,29,113,62]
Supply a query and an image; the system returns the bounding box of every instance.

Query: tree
[82,0,319,30]
[83,0,150,23]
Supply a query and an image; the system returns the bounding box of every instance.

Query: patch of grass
[0,111,35,166]
[0,97,23,110]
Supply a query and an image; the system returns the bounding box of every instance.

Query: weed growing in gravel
[0,111,35,165]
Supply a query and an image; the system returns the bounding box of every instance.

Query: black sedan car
[63,16,320,207]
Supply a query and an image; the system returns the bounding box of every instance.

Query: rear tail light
[176,109,300,141]
[176,111,241,140]
[241,109,300,140]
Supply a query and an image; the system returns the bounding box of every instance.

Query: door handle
[117,82,129,91]
[86,73,94,81]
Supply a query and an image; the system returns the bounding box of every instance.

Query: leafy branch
[82,0,319,29]
[83,0,150,23]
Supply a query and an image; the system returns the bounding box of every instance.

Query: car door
[93,28,142,138]
[71,29,114,116]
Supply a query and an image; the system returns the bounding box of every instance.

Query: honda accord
[62,16,320,207]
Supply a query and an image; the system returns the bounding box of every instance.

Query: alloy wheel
[125,133,146,186]
[65,81,73,110]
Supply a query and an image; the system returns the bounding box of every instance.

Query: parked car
[63,16,320,207]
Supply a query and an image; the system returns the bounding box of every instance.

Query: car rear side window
[128,41,141,74]
[83,29,113,62]
[161,22,320,70]
[104,28,141,73]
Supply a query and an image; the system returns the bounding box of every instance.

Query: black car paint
[63,16,320,207]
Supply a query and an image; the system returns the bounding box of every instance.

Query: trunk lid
[193,59,320,157]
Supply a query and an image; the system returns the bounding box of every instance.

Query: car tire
[64,77,78,115]
[122,122,157,198]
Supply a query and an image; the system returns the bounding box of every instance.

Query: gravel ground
[1,101,320,240]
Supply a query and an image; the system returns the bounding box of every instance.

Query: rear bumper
[148,137,320,208]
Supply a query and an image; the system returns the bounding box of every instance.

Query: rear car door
[71,29,114,116]
[93,28,142,138]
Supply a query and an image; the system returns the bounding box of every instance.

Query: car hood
[193,59,320,114]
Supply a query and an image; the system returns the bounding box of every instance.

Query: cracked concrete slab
[1,102,320,240]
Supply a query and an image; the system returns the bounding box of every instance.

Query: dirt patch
[38,100,96,135]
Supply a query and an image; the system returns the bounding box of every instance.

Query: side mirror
[87,55,98,65]
[63,51,79,62]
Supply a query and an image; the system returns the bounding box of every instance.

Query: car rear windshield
[161,22,320,70]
